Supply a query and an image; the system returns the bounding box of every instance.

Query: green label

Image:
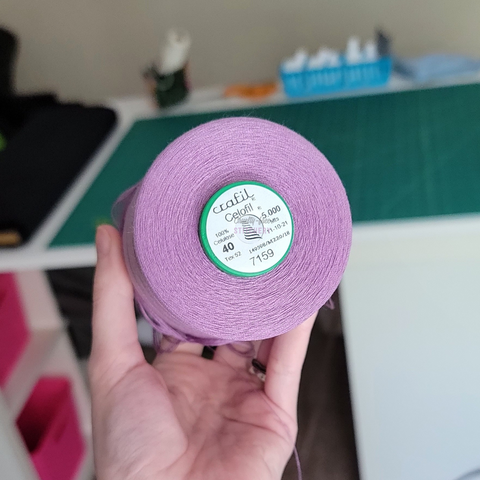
[199,181,294,277]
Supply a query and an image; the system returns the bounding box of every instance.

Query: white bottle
[364,39,379,62]
[345,36,362,65]
[307,48,328,69]
[282,48,309,73]
[159,29,191,75]
[326,48,341,67]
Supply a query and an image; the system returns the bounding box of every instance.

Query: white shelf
[42,333,92,437]
[42,333,93,480]
[0,395,37,480]
[75,435,94,480]
[0,271,94,480]
[3,329,61,420]
[3,271,63,419]
[15,271,63,331]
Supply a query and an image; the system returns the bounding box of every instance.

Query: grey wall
[1,0,479,102]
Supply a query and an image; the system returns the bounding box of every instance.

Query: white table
[343,215,480,480]
[1,74,480,480]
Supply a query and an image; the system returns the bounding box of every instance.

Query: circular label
[199,182,294,276]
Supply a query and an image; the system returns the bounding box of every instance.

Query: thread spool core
[199,181,294,277]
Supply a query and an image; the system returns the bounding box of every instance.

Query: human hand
[89,225,316,480]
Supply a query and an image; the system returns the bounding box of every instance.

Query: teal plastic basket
[281,56,392,97]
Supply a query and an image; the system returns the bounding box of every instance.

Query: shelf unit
[0,271,93,480]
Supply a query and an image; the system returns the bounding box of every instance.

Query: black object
[0,93,59,140]
[251,358,267,374]
[0,27,17,96]
[47,268,95,358]
[143,64,189,108]
[47,267,145,359]
[0,105,116,245]
[0,27,60,148]
[376,29,392,57]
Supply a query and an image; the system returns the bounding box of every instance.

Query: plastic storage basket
[281,56,392,97]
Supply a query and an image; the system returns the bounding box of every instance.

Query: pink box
[17,377,85,480]
[0,273,30,387]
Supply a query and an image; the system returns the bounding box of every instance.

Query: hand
[89,225,316,480]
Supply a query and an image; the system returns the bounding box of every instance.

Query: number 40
[223,242,234,253]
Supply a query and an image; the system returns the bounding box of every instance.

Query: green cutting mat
[51,83,480,247]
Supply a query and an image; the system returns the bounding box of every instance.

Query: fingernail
[96,226,111,257]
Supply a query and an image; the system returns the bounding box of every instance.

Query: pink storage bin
[17,377,85,480]
[0,272,30,387]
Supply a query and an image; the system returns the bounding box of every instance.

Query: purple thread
[324,298,335,310]
[294,447,303,480]
[114,117,351,345]
[202,343,303,480]
[227,341,256,358]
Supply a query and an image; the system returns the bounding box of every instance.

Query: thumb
[90,225,144,381]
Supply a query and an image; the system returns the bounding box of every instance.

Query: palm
[94,351,294,480]
[89,226,314,480]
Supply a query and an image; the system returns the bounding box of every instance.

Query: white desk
[343,215,480,480]
[1,74,480,480]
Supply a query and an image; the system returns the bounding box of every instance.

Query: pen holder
[144,64,189,108]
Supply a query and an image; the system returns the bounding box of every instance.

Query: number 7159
[250,249,274,265]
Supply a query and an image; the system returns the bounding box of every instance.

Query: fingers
[264,312,317,418]
[175,343,204,355]
[214,342,255,369]
[256,338,274,366]
[90,225,144,378]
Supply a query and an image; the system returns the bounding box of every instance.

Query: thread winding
[113,117,351,345]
